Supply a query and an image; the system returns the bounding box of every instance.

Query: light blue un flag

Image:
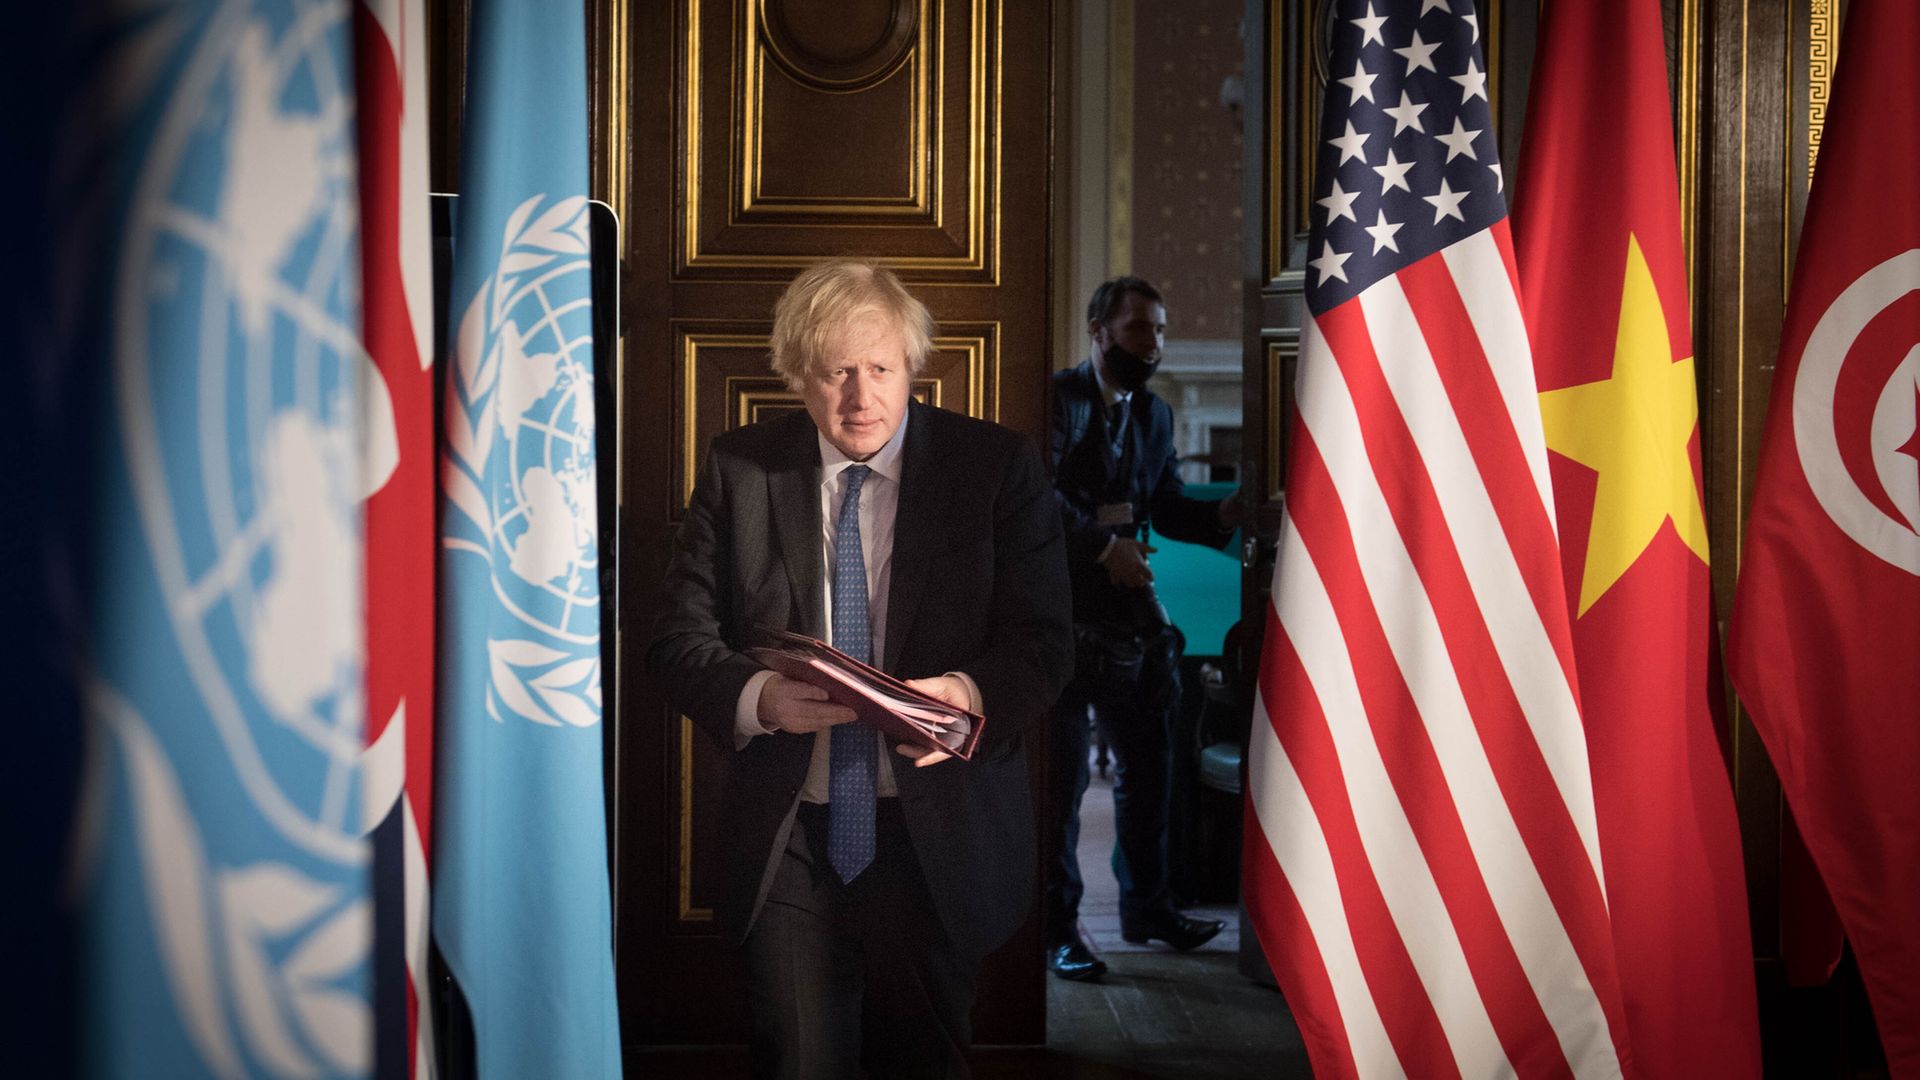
[434,1,622,1076]
[72,2,374,1077]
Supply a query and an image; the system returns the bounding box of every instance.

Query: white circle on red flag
[1793,248,1920,574]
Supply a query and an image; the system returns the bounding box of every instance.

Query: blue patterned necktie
[827,464,876,883]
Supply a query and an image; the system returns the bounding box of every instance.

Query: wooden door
[592,0,1055,1052]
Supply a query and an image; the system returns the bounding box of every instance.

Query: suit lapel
[768,416,824,638]
[1083,363,1123,484]
[883,403,937,674]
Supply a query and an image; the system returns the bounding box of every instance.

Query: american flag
[1242,1,1632,1076]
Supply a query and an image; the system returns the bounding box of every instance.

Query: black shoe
[1047,940,1108,981]
[1119,907,1224,951]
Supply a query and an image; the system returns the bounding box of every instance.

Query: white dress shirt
[732,411,981,801]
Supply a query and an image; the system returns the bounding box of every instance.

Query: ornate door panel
[595,0,1053,1053]
[679,0,1004,281]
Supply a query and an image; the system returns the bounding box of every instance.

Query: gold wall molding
[757,0,921,91]
[744,0,931,212]
[1278,2,1299,283]
[597,0,630,912]
[678,330,771,506]
[680,0,999,280]
[1264,335,1299,498]
[928,326,999,420]
[1808,0,1836,182]
[677,716,714,922]
[601,0,630,244]
[1679,0,1702,277]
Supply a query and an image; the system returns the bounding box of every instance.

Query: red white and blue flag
[1243,1,1631,1075]
[353,0,436,1076]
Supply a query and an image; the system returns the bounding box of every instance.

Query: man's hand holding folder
[747,627,984,765]
[891,676,968,767]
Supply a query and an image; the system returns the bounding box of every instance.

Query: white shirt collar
[816,406,910,487]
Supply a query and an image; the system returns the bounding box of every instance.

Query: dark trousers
[746,800,976,1080]
[1043,626,1182,942]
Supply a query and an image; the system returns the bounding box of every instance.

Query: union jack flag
[1242,1,1632,1075]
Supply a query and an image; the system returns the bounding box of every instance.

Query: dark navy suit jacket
[646,401,1073,959]
[1049,359,1232,626]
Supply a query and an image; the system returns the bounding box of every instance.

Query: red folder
[746,627,984,761]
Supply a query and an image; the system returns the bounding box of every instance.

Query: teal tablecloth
[1149,481,1241,658]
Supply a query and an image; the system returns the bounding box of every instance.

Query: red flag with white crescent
[1729,0,1920,1071]
[354,0,436,1076]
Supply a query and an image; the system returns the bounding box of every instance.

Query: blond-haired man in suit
[649,260,1073,1079]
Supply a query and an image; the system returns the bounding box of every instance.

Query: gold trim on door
[678,716,714,923]
[1265,335,1298,498]
[680,0,1001,279]
[1807,0,1836,181]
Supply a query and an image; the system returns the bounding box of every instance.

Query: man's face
[1090,290,1168,377]
[799,310,914,461]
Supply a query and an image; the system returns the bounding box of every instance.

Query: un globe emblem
[116,8,370,865]
[445,193,602,650]
[491,250,601,643]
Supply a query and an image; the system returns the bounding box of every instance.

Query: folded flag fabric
[432,0,623,1076]
[1243,1,1631,1075]
[1512,0,1760,1073]
[1729,0,1920,1071]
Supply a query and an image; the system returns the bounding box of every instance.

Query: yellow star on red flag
[1538,233,1710,615]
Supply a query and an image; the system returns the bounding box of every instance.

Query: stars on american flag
[1436,116,1482,161]
[1452,57,1488,101]
[1307,0,1504,310]
[1383,90,1429,135]
[1393,30,1442,75]
[1351,3,1388,47]
[1422,177,1469,222]
[1339,59,1379,103]
[1309,241,1354,284]
[1373,149,1416,194]
[1327,120,1371,164]
[1319,179,1361,223]
[1363,209,1404,254]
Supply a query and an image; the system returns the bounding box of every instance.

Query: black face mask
[1102,341,1160,392]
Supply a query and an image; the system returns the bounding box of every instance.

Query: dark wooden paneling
[1700,0,1795,972]
[598,0,1055,1054]
[426,0,468,192]
[1492,0,1536,195]
[679,0,1003,281]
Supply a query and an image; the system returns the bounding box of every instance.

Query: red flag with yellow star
[1729,0,1920,1070]
[1513,0,1761,1075]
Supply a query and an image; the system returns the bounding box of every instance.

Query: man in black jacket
[648,260,1073,1078]
[1045,276,1245,981]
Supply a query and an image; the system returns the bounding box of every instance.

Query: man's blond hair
[769,259,935,390]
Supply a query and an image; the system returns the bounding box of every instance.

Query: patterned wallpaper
[1131,0,1245,341]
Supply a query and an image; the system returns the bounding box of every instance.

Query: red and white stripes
[1246,223,1630,1079]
